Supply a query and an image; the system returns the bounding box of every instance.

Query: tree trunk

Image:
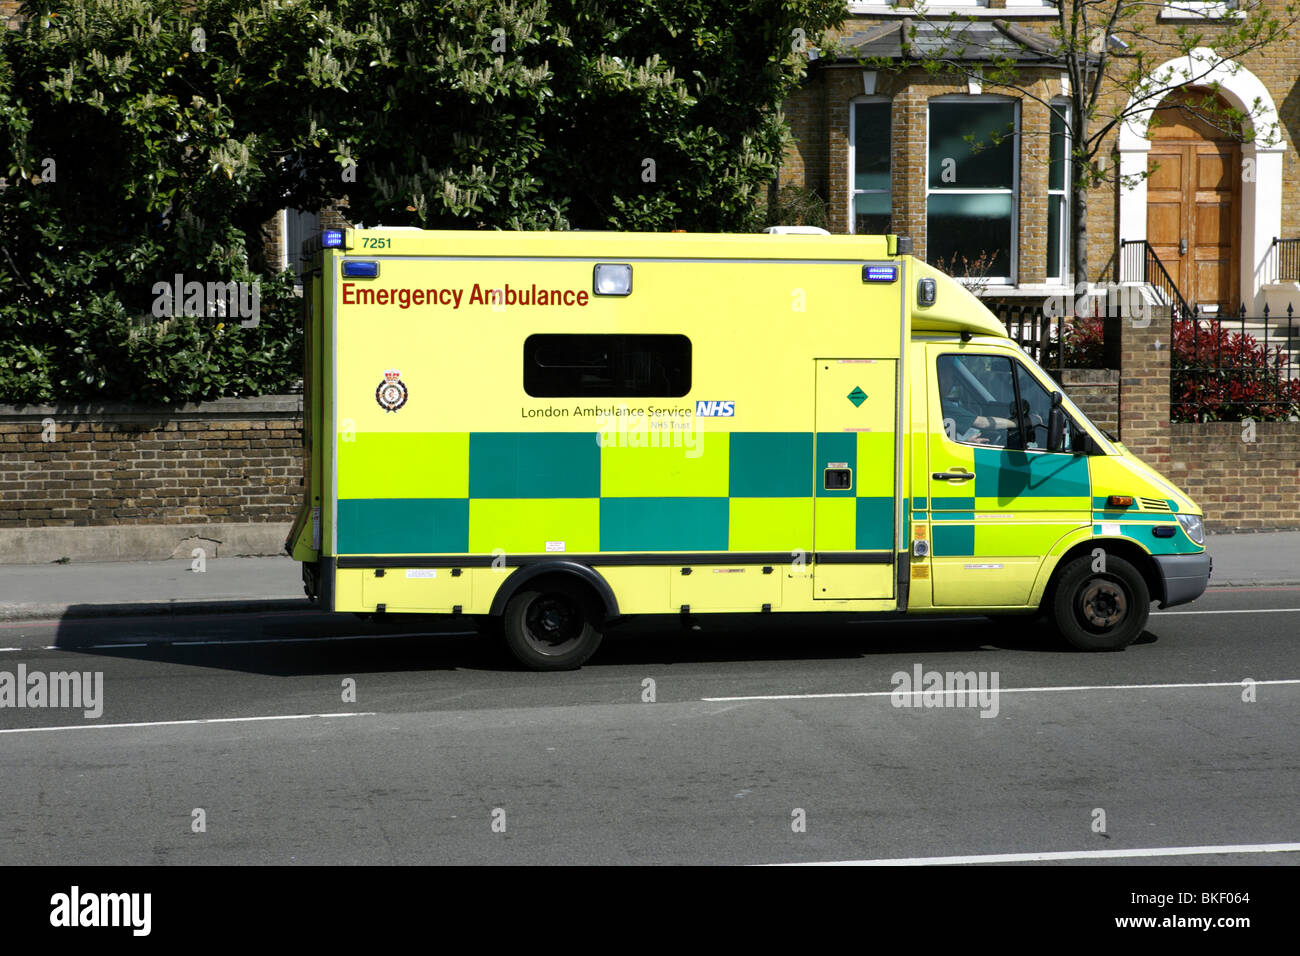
[1072,176,1089,308]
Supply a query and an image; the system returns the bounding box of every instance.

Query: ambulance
[285,228,1212,669]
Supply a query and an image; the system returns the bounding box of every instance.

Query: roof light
[321,230,345,249]
[342,261,379,278]
[593,263,633,296]
[863,264,897,283]
[763,226,831,235]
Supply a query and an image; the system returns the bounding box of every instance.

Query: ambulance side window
[524,334,691,397]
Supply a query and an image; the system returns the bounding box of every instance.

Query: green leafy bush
[1,0,844,403]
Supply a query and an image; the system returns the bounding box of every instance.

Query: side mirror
[1047,391,1066,452]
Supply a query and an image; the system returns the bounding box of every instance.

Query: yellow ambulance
[286,228,1211,669]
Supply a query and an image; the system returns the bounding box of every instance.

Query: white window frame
[1047,98,1071,283]
[925,94,1020,287]
[848,95,893,236]
[1160,1,1242,20]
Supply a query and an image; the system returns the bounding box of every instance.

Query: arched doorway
[1145,89,1242,312]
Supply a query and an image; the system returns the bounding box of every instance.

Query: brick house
[780,1,1300,314]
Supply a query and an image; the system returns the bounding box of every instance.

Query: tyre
[501,581,604,670]
[1049,553,1150,651]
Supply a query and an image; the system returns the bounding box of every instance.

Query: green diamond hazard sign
[847,386,867,407]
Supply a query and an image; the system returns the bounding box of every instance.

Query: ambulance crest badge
[375,369,408,412]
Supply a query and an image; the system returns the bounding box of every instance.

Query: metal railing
[990,302,1061,374]
[1120,239,1193,318]
[1272,237,1300,282]
[1172,302,1300,422]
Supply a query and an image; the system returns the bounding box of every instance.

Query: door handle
[1179,238,1187,256]
[932,470,974,482]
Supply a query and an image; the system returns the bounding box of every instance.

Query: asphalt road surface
[0,588,1297,865]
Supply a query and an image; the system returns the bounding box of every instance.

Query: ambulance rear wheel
[1051,554,1149,651]
[502,582,604,670]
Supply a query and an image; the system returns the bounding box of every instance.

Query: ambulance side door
[925,342,1090,607]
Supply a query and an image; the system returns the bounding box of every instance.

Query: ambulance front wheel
[501,582,605,670]
[1050,553,1150,651]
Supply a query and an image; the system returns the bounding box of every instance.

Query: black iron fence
[990,301,1062,373]
[986,300,1118,375]
[986,292,1300,422]
[1172,303,1300,422]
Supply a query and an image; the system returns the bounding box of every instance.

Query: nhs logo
[695,400,735,417]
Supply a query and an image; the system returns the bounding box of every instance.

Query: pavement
[0,530,1294,622]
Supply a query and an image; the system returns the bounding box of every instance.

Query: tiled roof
[835,17,1067,64]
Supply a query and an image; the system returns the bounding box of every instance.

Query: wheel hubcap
[1079,579,1127,629]
[524,595,583,654]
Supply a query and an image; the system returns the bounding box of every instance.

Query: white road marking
[776,842,1300,866]
[0,712,376,735]
[1154,608,1300,615]
[704,678,1300,703]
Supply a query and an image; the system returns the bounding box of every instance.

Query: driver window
[936,354,1019,448]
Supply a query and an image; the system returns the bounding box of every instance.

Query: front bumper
[1154,553,1212,608]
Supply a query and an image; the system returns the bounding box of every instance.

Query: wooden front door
[1146,96,1241,312]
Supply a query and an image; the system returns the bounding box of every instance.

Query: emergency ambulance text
[341,283,591,309]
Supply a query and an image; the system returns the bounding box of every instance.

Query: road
[0,588,1297,865]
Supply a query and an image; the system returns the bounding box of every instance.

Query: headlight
[1176,513,1205,546]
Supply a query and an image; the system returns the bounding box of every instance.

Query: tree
[0,0,846,402]
[854,0,1298,293]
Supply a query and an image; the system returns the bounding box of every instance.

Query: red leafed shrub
[1172,319,1300,422]
[1062,315,1107,368]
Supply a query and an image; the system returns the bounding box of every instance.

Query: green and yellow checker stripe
[334,431,896,555]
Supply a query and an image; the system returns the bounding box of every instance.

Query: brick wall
[1062,368,1120,436]
[1169,424,1300,531]
[0,398,302,530]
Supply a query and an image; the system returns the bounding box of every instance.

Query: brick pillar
[826,70,852,234]
[892,80,929,259]
[1118,305,1172,471]
[1017,91,1051,286]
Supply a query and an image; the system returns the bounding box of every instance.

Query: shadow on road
[50,603,1153,676]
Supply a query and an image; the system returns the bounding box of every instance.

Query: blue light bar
[322,230,345,249]
[862,264,898,283]
[341,260,379,278]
